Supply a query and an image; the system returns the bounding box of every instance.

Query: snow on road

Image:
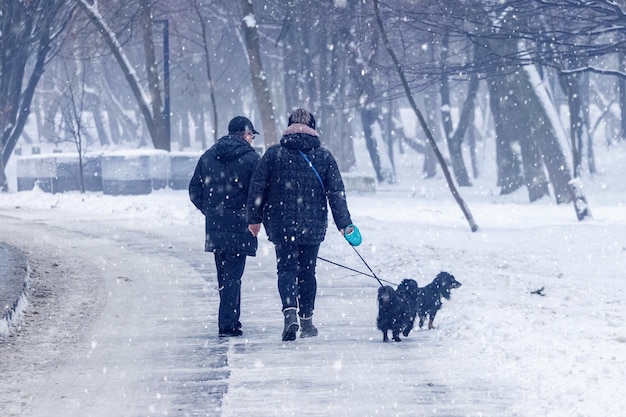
[0,211,227,416]
[1,184,625,416]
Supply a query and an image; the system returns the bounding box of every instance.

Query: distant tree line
[1,0,624,213]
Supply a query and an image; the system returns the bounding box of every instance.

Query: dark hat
[288,108,316,130]
[228,116,260,134]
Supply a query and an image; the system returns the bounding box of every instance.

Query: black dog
[376,279,419,342]
[417,271,461,330]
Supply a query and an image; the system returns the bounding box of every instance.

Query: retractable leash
[299,151,388,288]
[349,245,385,287]
[317,255,397,286]
[343,224,387,288]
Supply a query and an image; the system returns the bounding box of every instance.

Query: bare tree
[373,0,479,233]
[439,34,478,187]
[273,0,358,170]
[0,0,73,190]
[75,0,170,151]
[58,60,91,193]
[139,0,169,150]
[239,0,278,146]
[188,0,220,143]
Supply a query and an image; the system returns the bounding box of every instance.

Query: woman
[247,109,354,341]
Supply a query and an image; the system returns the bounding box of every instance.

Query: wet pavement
[0,209,517,416]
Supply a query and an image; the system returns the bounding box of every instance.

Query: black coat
[189,134,260,255]
[246,123,352,245]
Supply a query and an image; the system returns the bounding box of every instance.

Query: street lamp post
[156,19,171,147]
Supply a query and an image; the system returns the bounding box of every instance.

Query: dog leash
[317,256,396,286]
[350,246,385,287]
[298,150,387,288]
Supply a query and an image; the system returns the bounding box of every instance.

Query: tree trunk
[384,99,396,174]
[76,0,165,151]
[87,70,111,146]
[468,127,478,179]
[510,70,552,202]
[239,0,278,146]
[559,73,584,178]
[617,52,626,140]
[568,178,592,221]
[1,0,65,189]
[180,112,191,150]
[343,8,390,181]
[139,0,169,151]
[280,6,300,112]
[523,65,576,205]
[1,30,49,185]
[487,76,525,195]
[320,26,354,171]
[440,73,477,187]
[192,1,219,143]
[361,106,384,182]
[518,129,550,202]
[193,110,208,149]
[566,71,596,174]
[374,0,478,232]
[580,73,596,174]
[439,33,472,187]
[421,91,438,179]
[348,56,386,181]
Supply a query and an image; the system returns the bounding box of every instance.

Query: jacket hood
[280,123,320,151]
[214,134,254,161]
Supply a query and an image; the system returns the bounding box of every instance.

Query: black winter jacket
[246,123,352,244]
[189,134,260,255]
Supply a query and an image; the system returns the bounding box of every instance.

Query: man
[189,116,261,337]
[247,108,355,341]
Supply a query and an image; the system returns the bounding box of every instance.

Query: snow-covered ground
[0,139,625,416]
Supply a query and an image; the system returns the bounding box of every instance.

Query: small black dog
[376,279,419,342]
[417,271,462,330]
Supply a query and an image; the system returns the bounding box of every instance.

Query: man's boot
[299,316,318,338]
[282,308,299,341]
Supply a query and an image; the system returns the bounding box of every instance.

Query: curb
[0,243,31,336]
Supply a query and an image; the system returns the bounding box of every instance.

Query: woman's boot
[299,316,318,338]
[282,308,299,341]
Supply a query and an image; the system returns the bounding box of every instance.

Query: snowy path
[0,212,229,416]
[0,207,514,417]
[1,190,625,416]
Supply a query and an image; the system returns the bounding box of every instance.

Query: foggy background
[2,0,625,203]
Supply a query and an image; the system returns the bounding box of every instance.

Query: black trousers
[214,251,246,331]
[274,242,320,318]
